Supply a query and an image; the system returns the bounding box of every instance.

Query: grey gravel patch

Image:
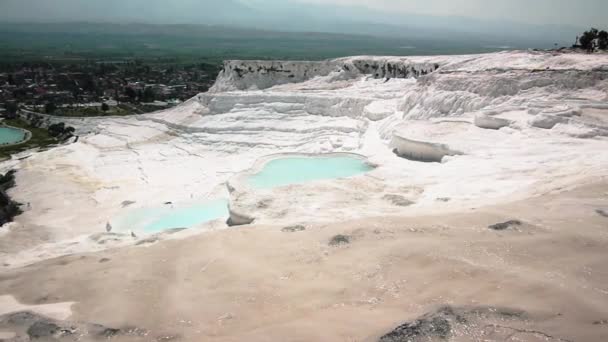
[382,195,414,207]
[135,228,187,245]
[90,325,121,338]
[328,234,350,246]
[257,199,272,209]
[27,321,63,339]
[4,311,38,326]
[89,232,125,245]
[35,295,51,304]
[0,311,152,341]
[379,309,452,341]
[595,209,608,218]
[162,228,188,235]
[121,200,136,208]
[136,237,159,246]
[377,305,554,342]
[281,225,306,233]
[488,220,523,231]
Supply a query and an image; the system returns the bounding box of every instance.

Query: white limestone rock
[474,114,511,130]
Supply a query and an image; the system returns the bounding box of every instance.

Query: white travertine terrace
[2,50,608,267]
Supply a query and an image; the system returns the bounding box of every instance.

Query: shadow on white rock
[227,204,255,227]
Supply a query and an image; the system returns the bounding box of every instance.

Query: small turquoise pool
[248,156,373,189]
[118,199,229,234]
[0,127,26,145]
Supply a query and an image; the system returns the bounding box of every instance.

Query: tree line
[574,28,608,52]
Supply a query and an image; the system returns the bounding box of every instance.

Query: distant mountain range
[0,0,584,47]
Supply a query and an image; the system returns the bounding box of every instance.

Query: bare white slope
[1,50,608,267]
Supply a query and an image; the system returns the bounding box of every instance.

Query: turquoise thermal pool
[0,127,27,145]
[120,199,229,234]
[248,156,373,189]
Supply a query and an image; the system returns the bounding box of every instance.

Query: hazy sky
[0,0,605,31]
[286,0,607,27]
[0,0,608,45]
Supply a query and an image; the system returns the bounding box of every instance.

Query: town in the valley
[0,60,220,117]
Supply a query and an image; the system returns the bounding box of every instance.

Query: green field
[0,22,523,65]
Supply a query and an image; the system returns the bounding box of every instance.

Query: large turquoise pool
[0,127,26,145]
[248,156,373,189]
[118,199,229,234]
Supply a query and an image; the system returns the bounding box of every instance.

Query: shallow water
[249,156,372,189]
[117,199,229,234]
[0,127,26,145]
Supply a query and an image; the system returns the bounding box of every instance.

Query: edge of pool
[227,152,378,194]
[225,152,379,226]
[0,124,32,148]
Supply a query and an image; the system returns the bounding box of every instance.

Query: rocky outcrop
[379,307,453,342]
[348,59,439,79]
[210,57,444,92]
[377,305,570,342]
[211,60,336,92]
